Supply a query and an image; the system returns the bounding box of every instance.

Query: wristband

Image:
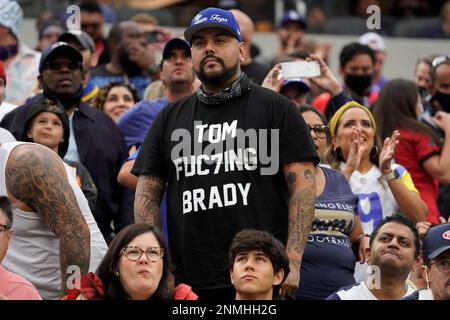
[383,170,399,182]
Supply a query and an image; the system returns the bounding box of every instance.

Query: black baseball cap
[162,38,190,60]
[39,41,83,73]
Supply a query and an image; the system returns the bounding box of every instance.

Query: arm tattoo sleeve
[284,164,316,264]
[5,145,90,296]
[134,174,165,225]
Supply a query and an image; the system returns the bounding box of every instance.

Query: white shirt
[342,163,418,235]
[329,281,416,300]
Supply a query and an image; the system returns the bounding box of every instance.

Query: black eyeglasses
[0,224,9,232]
[430,258,450,274]
[432,55,450,70]
[121,246,164,262]
[43,61,81,71]
[308,125,328,139]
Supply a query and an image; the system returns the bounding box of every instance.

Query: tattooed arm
[134,174,165,225]
[281,161,316,298]
[5,144,90,296]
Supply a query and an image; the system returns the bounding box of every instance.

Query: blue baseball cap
[281,78,310,93]
[162,38,190,60]
[422,223,450,261]
[184,7,242,43]
[39,41,83,73]
[279,10,306,29]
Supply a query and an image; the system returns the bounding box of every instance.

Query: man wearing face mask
[312,43,377,119]
[0,0,41,106]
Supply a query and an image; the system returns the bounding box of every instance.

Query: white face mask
[419,288,435,300]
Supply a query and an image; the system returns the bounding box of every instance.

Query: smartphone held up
[280,61,321,79]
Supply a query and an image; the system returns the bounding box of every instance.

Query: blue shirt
[117,97,168,149]
[295,166,359,300]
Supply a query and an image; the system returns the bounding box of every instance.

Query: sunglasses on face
[43,61,81,71]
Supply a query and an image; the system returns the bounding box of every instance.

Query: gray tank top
[0,142,107,300]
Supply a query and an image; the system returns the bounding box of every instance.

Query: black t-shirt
[133,75,318,290]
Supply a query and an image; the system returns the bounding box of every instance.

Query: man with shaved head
[230,9,269,85]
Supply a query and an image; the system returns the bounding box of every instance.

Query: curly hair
[92,82,140,111]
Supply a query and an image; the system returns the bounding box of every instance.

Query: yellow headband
[329,101,376,137]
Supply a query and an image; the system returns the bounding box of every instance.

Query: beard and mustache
[195,54,238,88]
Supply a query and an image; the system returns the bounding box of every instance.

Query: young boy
[229,229,290,300]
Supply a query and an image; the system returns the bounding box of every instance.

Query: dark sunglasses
[43,61,81,71]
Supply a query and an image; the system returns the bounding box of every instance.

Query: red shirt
[395,128,441,223]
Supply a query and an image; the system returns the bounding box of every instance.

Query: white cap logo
[210,14,227,24]
[193,13,205,25]
[443,230,450,240]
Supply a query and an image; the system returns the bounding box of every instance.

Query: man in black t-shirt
[132,7,319,300]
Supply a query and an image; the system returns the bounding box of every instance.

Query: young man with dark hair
[327,214,419,300]
[229,229,290,300]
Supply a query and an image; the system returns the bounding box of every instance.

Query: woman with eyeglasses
[293,105,367,300]
[373,79,450,224]
[63,224,198,300]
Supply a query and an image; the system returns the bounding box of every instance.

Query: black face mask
[345,74,372,96]
[0,44,18,61]
[434,90,450,112]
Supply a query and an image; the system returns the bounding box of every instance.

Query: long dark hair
[96,224,174,300]
[373,78,440,145]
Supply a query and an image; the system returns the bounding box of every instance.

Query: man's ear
[37,75,43,89]
[238,42,245,64]
[339,65,345,77]
[272,269,285,287]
